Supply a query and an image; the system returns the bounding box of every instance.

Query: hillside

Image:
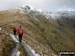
[0,8,75,56]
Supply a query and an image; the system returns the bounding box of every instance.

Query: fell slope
[0,10,54,56]
[0,9,75,56]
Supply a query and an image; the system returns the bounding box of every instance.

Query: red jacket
[17,26,23,35]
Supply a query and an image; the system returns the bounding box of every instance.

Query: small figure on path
[13,27,17,35]
[17,25,23,43]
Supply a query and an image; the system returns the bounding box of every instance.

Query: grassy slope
[0,31,13,56]
[35,15,75,53]
[0,10,75,56]
[0,10,53,56]
[0,10,30,56]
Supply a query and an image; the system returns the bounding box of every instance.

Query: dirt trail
[0,25,40,56]
[9,34,40,56]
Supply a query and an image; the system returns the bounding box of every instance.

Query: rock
[16,51,20,56]
[0,27,2,31]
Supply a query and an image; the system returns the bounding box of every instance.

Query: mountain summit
[16,4,42,13]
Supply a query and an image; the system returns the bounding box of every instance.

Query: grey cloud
[0,0,75,11]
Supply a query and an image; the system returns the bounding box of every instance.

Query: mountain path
[0,21,58,56]
[0,26,40,56]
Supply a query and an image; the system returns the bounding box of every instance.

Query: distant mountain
[16,4,42,14]
[16,5,75,19]
[43,10,75,19]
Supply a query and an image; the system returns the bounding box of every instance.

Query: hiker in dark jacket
[17,25,23,42]
[13,27,17,35]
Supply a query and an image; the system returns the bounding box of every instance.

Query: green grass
[0,10,75,55]
[25,14,75,54]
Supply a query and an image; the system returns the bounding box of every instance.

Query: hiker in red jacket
[17,25,23,42]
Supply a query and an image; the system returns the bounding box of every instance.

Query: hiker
[17,25,23,42]
[13,27,17,35]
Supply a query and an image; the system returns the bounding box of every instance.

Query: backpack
[19,29,22,33]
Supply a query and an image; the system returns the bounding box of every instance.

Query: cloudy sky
[0,0,75,11]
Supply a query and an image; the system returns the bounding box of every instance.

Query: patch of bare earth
[0,31,13,56]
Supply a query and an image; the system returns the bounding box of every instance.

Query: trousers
[19,35,23,42]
